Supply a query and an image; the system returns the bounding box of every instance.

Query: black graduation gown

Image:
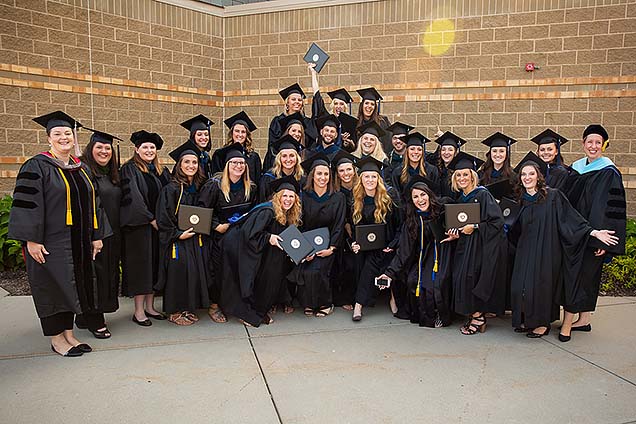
[477,168,517,187]
[219,205,294,327]
[120,161,170,296]
[451,187,507,316]
[258,169,304,203]
[353,189,402,307]
[563,164,626,312]
[390,164,441,198]
[508,189,593,328]
[438,165,458,200]
[91,171,121,313]
[332,187,357,306]
[385,212,453,327]
[545,163,570,190]
[210,148,262,185]
[8,154,111,319]
[384,152,404,185]
[198,177,257,304]
[288,190,346,309]
[155,182,210,314]
[265,111,318,171]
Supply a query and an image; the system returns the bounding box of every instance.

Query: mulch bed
[0,270,30,296]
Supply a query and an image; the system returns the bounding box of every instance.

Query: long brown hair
[271,190,302,226]
[334,162,359,191]
[130,151,160,174]
[80,139,120,184]
[355,100,381,128]
[225,124,255,154]
[303,165,334,194]
[352,174,393,224]
[172,154,206,189]
[405,184,442,241]
[479,149,514,185]
[514,162,547,202]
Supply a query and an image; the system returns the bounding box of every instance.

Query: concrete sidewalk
[1,293,635,424]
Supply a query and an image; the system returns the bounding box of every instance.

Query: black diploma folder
[279,225,314,265]
[302,227,330,252]
[303,42,330,73]
[178,205,212,235]
[355,224,386,251]
[444,203,480,229]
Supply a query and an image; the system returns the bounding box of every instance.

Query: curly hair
[271,190,302,227]
[405,183,442,241]
[513,162,547,203]
[352,174,393,224]
[225,124,254,154]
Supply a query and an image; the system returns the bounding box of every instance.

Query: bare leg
[144,293,160,315]
[560,310,575,337]
[389,293,398,315]
[134,295,147,321]
[63,329,82,346]
[573,311,592,327]
[51,332,73,354]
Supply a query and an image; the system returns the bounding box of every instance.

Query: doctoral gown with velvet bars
[155,182,210,314]
[288,190,346,309]
[508,189,593,328]
[8,154,111,318]
[451,187,507,316]
[219,204,293,327]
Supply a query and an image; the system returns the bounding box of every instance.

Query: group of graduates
[8,70,627,357]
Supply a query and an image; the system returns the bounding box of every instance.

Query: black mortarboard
[337,112,358,137]
[224,111,257,132]
[301,152,331,174]
[279,83,306,100]
[405,132,430,148]
[513,151,548,176]
[273,134,304,154]
[356,87,383,102]
[169,141,199,162]
[405,174,435,194]
[530,129,569,146]
[316,113,340,130]
[216,142,246,165]
[481,132,517,149]
[355,156,384,174]
[386,121,415,137]
[84,127,121,145]
[281,112,306,130]
[270,175,301,194]
[33,111,82,132]
[180,114,213,133]
[130,130,164,150]
[358,121,386,138]
[447,151,484,172]
[435,131,467,150]
[327,88,353,104]
[485,179,514,201]
[583,124,608,142]
[331,150,357,168]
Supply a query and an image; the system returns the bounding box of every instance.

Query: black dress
[451,187,507,316]
[508,189,593,329]
[198,177,257,305]
[219,204,295,327]
[120,161,170,296]
[288,190,346,310]
[8,154,111,334]
[155,182,210,314]
[332,186,356,306]
[384,211,453,327]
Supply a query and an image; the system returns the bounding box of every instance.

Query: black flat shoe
[74,343,92,353]
[527,326,550,339]
[145,311,167,320]
[90,327,111,339]
[571,324,591,332]
[558,333,571,342]
[514,327,530,333]
[51,345,83,357]
[132,315,152,327]
[352,314,362,322]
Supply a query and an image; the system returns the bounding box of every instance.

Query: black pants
[75,312,106,331]
[40,312,74,336]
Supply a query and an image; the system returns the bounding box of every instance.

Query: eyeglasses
[228,160,246,167]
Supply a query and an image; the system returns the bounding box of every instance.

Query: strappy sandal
[185,312,199,322]
[169,312,194,326]
[90,327,111,339]
[208,306,227,323]
[304,307,314,317]
[262,313,274,325]
[460,313,486,335]
[315,305,334,318]
[283,305,295,314]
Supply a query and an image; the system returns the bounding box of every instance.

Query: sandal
[341,304,353,311]
[460,313,486,335]
[262,313,274,325]
[208,306,227,323]
[90,327,111,339]
[169,312,194,326]
[269,305,278,315]
[283,305,295,314]
[304,308,314,317]
[315,305,334,318]
[185,312,199,322]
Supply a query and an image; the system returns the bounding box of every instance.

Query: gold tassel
[80,168,98,229]
[433,244,438,273]
[171,243,177,259]
[57,169,73,225]
[198,234,202,247]
[174,184,183,216]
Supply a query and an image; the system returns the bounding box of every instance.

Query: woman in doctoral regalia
[177,114,214,179]
[446,152,507,335]
[211,111,262,185]
[287,152,346,317]
[9,111,111,357]
[391,132,440,197]
[155,146,210,326]
[560,124,626,342]
[433,131,465,199]
[379,176,454,328]
[120,130,171,326]
[77,128,122,339]
[259,134,304,202]
[198,143,257,323]
[219,176,302,327]
[508,154,618,338]
[355,87,392,155]
[531,128,570,190]
[349,156,402,322]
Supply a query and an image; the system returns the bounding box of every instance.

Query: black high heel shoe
[571,323,591,332]
[527,326,550,339]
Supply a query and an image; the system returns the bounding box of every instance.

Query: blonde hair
[352,174,393,224]
[271,149,304,180]
[271,190,302,227]
[451,169,479,193]
[400,148,428,185]
[220,160,252,203]
[353,134,387,162]
[130,151,160,174]
[225,124,254,154]
[284,123,306,147]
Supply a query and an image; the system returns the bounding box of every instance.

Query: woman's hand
[91,240,103,260]
[308,62,317,74]
[441,228,460,243]
[461,224,477,235]
[150,219,158,230]
[594,249,606,257]
[27,241,49,264]
[315,247,335,258]
[215,223,230,234]
[591,229,618,247]
[351,241,361,254]
[382,247,394,253]
[179,228,196,240]
[269,234,283,250]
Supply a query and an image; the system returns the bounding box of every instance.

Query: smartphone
[374,277,391,288]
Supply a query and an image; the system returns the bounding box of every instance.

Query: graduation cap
[355,156,384,174]
[583,124,609,150]
[485,179,514,201]
[513,151,548,176]
[224,111,257,132]
[315,113,340,130]
[531,129,568,165]
[168,141,199,162]
[331,150,357,168]
[481,132,517,150]
[356,87,383,114]
[337,112,358,138]
[446,151,484,172]
[405,131,431,156]
[273,134,304,154]
[279,83,306,100]
[180,114,213,134]
[215,142,246,165]
[281,112,306,130]
[358,121,386,138]
[327,88,353,104]
[303,42,330,73]
[386,121,415,137]
[33,111,82,132]
[130,130,164,150]
[435,131,467,151]
[301,152,331,174]
[405,174,435,194]
[270,175,301,194]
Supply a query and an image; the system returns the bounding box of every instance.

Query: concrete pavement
[1,293,635,424]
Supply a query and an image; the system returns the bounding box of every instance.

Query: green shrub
[601,219,636,294]
[0,195,24,271]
